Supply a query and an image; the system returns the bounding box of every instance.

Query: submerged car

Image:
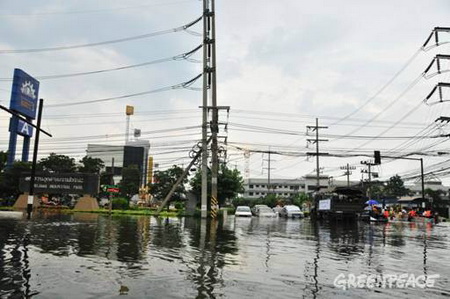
[252,204,270,216]
[235,206,252,217]
[279,205,304,218]
[257,206,277,217]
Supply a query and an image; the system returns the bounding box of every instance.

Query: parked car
[252,204,269,216]
[279,205,304,218]
[257,206,277,217]
[235,206,252,217]
[272,205,283,216]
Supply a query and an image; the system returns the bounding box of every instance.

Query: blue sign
[9,68,39,119]
[17,119,33,137]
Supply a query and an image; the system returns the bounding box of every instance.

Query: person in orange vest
[383,209,390,219]
[423,209,432,218]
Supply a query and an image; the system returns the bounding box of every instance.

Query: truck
[313,187,366,220]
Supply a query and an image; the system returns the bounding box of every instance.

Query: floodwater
[0,212,449,299]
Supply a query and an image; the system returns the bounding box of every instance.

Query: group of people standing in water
[369,205,438,223]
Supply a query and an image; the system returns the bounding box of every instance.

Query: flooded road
[0,212,449,298]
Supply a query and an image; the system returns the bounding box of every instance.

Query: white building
[243,175,359,199]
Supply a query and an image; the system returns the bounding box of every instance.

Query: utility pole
[201,0,210,218]
[263,149,275,195]
[268,151,271,195]
[109,157,115,213]
[210,0,219,219]
[306,118,328,192]
[361,160,375,199]
[340,164,356,187]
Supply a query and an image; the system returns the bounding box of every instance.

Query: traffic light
[374,151,381,165]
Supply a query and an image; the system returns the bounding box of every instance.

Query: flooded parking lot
[0,212,449,298]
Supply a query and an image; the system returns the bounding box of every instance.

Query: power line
[46,73,202,108]
[0,45,202,81]
[330,48,423,126]
[0,16,202,54]
[0,1,193,17]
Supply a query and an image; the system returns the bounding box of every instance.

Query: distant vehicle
[252,204,269,216]
[272,205,283,216]
[279,205,304,218]
[257,206,277,217]
[314,187,365,220]
[235,206,252,217]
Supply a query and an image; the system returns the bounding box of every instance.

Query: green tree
[384,175,409,197]
[190,163,244,206]
[424,188,446,208]
[0,151,7,172]
[291,192,310,207]
[78,156,104,174]
[150,165,187,202]
[0,161,31,198]
[368,181,385,199]
[119,164,141,198]
[37,153,76,173]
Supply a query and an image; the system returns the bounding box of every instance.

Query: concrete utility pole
[201,0,221,218]
[263,149,275,195]
[201,0,210,218]
[306,118,328,192]
[210,0,219,219]
[341,164,356,187]
[361,160,375,199]
[156,148,204,214]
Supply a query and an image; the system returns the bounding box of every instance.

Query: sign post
[105,185,120,213]
[27,98,43,217]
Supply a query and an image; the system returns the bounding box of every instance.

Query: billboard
[9,68,39,119]
[20,173,100,194]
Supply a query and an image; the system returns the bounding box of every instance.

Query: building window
[249,192,254,196]
[250,185,254,189]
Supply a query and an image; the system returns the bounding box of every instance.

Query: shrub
[174,201,184,210]
[232,197,253,207]
[112,197,129,210]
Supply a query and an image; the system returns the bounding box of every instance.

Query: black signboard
[20,173,100,194]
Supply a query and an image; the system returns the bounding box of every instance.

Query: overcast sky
[1,0,450,186]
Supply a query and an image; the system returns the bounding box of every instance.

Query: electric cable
[46,73,202,108]
[0,16,202,54]
[0,45,202,81]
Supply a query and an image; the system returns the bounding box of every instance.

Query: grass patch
[0,207,15,211]
[72,207,184,217]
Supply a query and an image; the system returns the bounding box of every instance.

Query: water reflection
[0,213,449,298]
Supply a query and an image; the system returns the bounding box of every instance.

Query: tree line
[0,151,245,206]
